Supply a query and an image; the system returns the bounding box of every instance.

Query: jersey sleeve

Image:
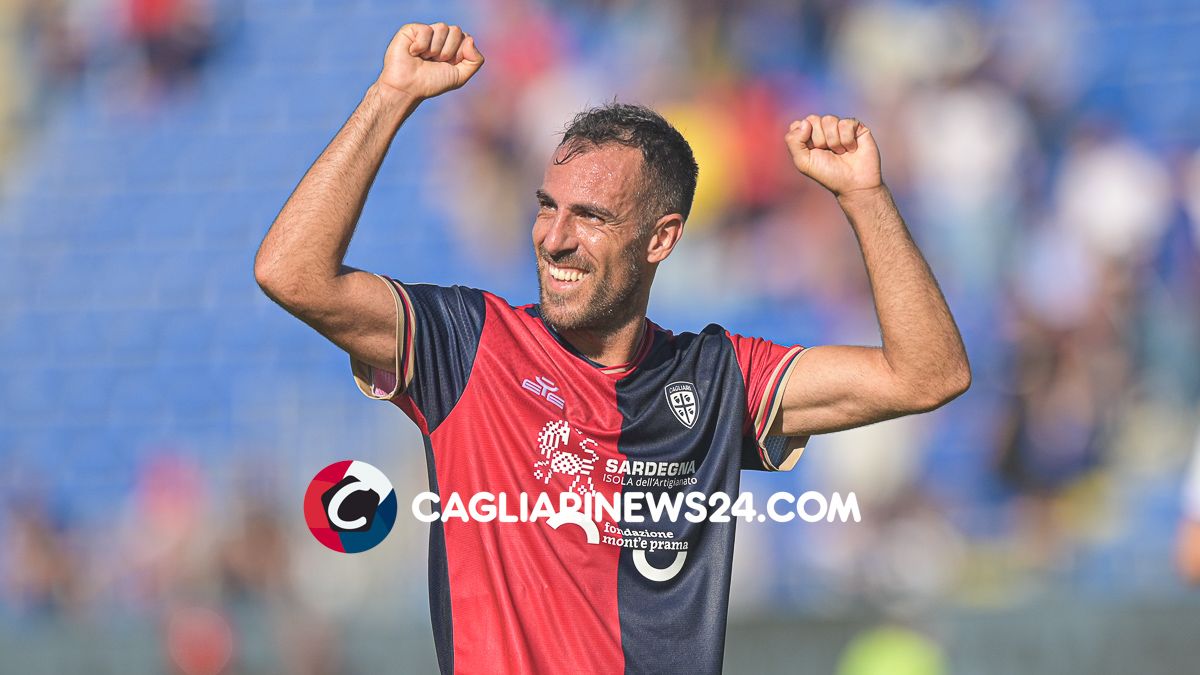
[349,275,485,435]
[726,331,810,472]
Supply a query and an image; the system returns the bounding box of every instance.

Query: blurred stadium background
[2,0,1200,672]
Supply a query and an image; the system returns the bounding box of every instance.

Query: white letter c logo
[327,481,369,529]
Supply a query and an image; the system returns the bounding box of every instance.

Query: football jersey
[350,277,809,675]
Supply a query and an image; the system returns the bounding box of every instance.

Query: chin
[539,300,582,332]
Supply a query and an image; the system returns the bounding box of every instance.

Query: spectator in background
[126,0,214,89]
[216,494,289,602]
[0,0,91,185]
[433,0,567,270]
[24,0,87,92]
[992,127,1170,568]
[0,0,34,175]
[3,496,83,618]
[994,225,1132,566]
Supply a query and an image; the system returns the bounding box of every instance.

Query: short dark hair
[557,102,699,224]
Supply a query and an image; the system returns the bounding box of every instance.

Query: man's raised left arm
[769,114,971,437]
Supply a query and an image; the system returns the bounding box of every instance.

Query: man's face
[533,143,651,333]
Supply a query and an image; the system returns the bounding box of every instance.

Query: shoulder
[406,286,550,341]
[401,282,489,304]
[662,322,733,347]
[659,323,799,371]
[399,283,516,322]
[643,322,739,365]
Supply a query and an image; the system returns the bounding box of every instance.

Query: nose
[541,211,578,258]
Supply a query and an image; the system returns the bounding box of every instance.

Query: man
[254,22,970,675]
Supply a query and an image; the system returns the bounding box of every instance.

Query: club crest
[664,381,699,429]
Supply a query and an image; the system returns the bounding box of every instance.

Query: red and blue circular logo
[304,460,397,553]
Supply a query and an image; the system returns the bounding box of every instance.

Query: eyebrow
[535,189,618,222]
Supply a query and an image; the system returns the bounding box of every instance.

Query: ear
[646,213,685,264]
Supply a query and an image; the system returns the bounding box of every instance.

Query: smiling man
[532,113,694,366]
[254,22,970,675]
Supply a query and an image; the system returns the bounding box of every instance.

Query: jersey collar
[525,305,657,376]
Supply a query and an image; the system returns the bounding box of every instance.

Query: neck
[546,272,658,367]
[557,313,647,367]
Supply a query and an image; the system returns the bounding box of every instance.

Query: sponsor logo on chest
[521,374,565,409]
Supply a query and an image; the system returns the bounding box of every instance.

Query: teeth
[548,264,587,282]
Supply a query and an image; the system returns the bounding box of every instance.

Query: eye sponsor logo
[304,460,397,553]
[521,374,566,409]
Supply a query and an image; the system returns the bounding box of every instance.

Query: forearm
[837,185,970,401]
[254,82,421,303]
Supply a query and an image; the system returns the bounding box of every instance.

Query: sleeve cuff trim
[753,346,808,471]
[350,275,415,401]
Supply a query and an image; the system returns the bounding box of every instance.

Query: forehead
[542,143,644,206]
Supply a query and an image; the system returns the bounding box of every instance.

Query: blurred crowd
[0,0,221,181]
[432,0,1200,626]
[3,456,356,674]
[3,0,1200,671]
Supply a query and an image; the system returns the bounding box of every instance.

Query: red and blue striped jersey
[351,278,808,674]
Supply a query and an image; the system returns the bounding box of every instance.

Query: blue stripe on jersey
[422,433,455,675]
[614,326,746,674]
[402,284,486,432]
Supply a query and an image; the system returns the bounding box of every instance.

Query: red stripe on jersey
[429,295,630,674]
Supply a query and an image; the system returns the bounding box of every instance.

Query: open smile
[545,262,591,288]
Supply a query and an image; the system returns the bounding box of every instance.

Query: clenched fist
[377,22,484,101]
[785,115,882,197]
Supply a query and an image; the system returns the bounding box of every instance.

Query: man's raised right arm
[253,22,483,374]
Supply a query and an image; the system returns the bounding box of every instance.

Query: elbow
[253,255,281,299]
[903,361,972,413]
[253,235,298,299]
[253,256,273,294]
[253,244,341,318]
[253,252,301,308]
[942,360,972,403]
[253,241,274,289]
[253,254,337,321]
